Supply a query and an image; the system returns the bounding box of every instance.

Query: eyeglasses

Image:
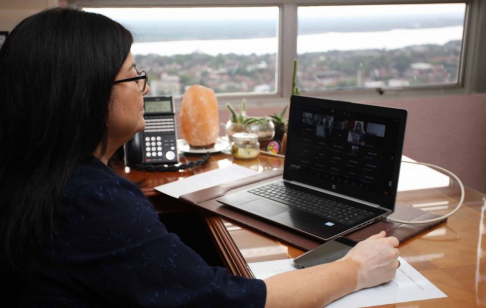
[113,69,148,92]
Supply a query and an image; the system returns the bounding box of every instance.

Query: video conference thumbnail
[302,112,386,145]
[298,110,388,192]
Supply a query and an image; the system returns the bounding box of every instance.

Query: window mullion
[280,3,298,99]
[468,0,486,93]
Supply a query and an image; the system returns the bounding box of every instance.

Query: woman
[0,8,399,307]
[354,121,365,134]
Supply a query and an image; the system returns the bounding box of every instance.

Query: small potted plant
[244,116,275,146]
[266,58,298,151]
[269,105,288,141]
[226,99,275,145]
[225,99,248,141]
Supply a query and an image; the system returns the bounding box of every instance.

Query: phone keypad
[142,115,177,163]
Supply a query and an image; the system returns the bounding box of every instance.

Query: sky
[85,3,465,21]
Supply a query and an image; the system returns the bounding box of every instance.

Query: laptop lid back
[284,96,407,211]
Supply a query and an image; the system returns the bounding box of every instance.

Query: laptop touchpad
[240,199,289,217]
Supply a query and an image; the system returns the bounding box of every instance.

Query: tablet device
[293,237,356,269]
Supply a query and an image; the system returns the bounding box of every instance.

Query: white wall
[366,94,486,195]
[0,0,59,31]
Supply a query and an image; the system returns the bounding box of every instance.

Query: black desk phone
[125,96,179,167]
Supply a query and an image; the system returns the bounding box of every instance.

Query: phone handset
[125,132,144,166]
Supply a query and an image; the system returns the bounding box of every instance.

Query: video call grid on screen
[285,103,403,206]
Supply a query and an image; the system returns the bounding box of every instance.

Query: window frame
[69,0,486,108]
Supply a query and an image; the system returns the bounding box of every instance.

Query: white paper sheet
[154,164,258,198]
[248,257,446,307]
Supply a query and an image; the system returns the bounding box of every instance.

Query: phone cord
[133,152,210,172]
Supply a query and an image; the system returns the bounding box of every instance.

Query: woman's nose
[143,84,150,95]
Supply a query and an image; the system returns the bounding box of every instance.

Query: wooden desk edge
[205,215,254,279]
[141,188,158,198]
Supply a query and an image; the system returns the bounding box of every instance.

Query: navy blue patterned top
[17,156,266,307]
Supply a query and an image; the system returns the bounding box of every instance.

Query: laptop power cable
[384,160,465,225]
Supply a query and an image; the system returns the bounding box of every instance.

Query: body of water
[131,26,462,56]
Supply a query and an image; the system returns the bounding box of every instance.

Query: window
[74,0,485,106]
[85,7,279,97]
[297,3,466,91]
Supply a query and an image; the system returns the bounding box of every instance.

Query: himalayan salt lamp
[180,85,220,149]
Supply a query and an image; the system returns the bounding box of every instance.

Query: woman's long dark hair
[0,8,133,267]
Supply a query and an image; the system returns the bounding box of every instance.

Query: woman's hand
[265,231,400,308]
[343,231,400,291]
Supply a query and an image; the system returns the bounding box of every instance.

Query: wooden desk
[119,152,486,307]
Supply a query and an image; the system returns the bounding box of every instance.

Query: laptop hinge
[283,179,390,212]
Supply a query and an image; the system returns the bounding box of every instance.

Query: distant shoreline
[131,26,463,56]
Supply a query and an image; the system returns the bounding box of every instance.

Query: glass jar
[225,120,246,142]
[244,117,275,146]
[231,133,260,160]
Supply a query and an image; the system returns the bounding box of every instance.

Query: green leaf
[226,103,238,123]
[279,105,288,119]
[291,59,300,96]
[243,118,258,124]
[244,117,269,125]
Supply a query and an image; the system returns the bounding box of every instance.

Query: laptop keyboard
[248,183,373,225]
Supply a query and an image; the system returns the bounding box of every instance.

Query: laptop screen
[284,96,407,210]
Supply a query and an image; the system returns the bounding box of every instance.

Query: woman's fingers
[367,231,386,240]
[365,232,399,248]
[393,248,400,259]
[386,236,400,248]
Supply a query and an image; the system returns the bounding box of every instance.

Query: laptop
[217,95,407,241]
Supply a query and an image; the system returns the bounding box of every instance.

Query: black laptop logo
[332,184,336,189]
